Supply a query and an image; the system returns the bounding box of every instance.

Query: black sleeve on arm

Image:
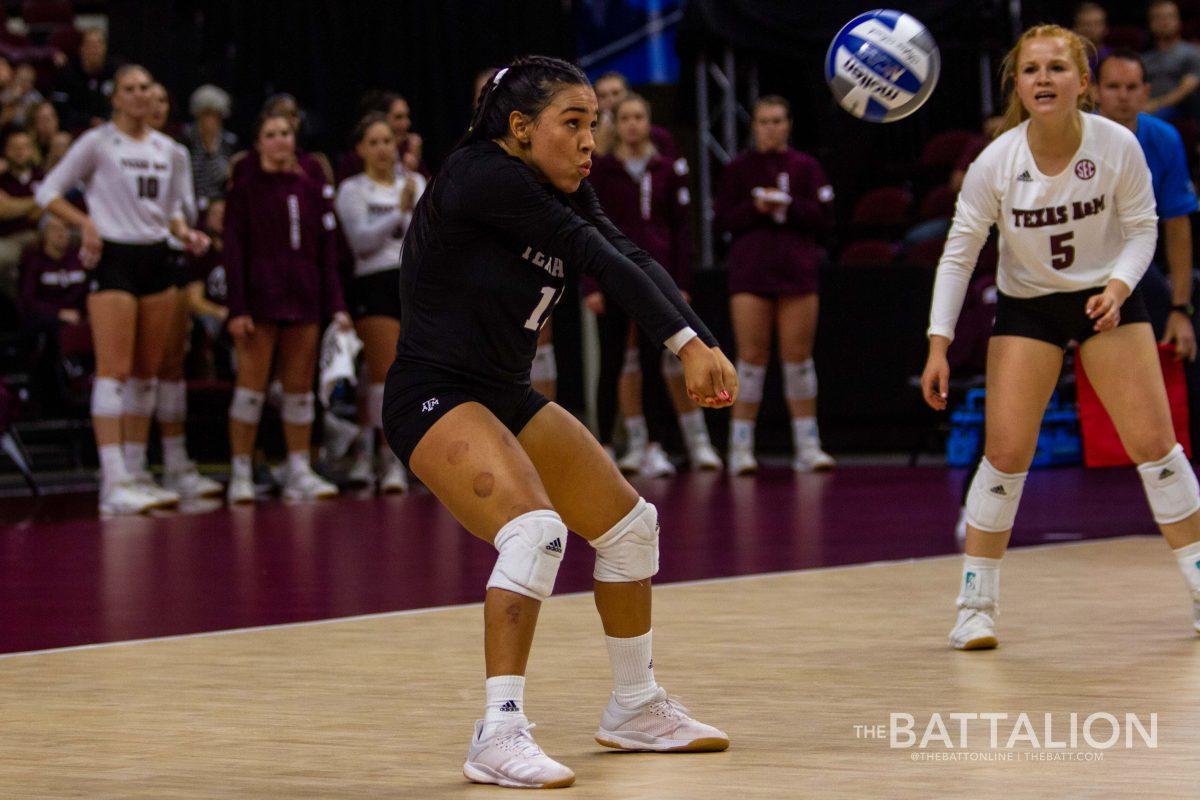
[572,181,718,347]
[452,151,702,349]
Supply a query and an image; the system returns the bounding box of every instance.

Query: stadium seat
[917,184,956,221]
[837,239,900,267]
[849,186,913,238]
[902,236,945,268]
[917,130,976,180]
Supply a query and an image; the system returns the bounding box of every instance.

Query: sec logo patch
[1074,159,1096,180]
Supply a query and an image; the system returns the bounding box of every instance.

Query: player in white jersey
[334,113,426,493]
[921,25,1200,648]
[35,66,211,515]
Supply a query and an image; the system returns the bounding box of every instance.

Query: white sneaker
[379,459,408,494]
[283,466,339,501]
[129,470,180,508]
[346,448,375,488]
[727,445,757,476]
[99,479,158,515]
[687,436,723,471]
[618,443,646,475]
[163,462,223,499]
[954,508,968,552]
[595,688,730,752]
[227,473,257,505]
[463,718,575,789]
[641,442,676,478]
[792,444,836,472]
[949,605,999,650]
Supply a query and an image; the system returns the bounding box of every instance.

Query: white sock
[958,555,1001,609]
[678,409,708,442]
[791,416,818,450]
[99,444,130,485]
[483,675,526,737]
[1173,540,1200,596]
[730,418,755,449]
[624,416,648,451]
[123,442,147,475]
[161,435,189,472]
[287,450,310,477]
[231,454,252,482]
[606,629,660,709]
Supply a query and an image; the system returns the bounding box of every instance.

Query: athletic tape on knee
[621,346,640,376]
[783,359,818,402]
[281,392,315,425]
[91,377,124,419]
[661,349,683,378]
[367,383,385,430]
[531,343,557,383]
[156,379,187,424]
[123,377,158,417]
[591,497,660,583]
[735,360,766,404]
[1137,444,1200,524]
[964,457,1027,533]
[229,387,265,425]
[487,509,568,601]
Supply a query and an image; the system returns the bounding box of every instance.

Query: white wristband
[664,326,698,355]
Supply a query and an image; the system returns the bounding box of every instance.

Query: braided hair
[457,55,591,151]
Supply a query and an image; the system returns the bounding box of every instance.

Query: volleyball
[824,9,940,123]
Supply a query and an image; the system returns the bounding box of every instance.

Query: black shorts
[93,241,174,297]
[993,286,1150,349]
[382,361,549,467]
[350,269,403,320]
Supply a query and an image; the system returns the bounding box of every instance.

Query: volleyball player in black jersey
[384,57,736,789]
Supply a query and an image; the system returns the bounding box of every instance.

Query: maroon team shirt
[230,148,331,191]
[714,147,834,296]
[17,246,88,326]
[223,163,344,324]
[0,166,43,237]
[586,152,693,295]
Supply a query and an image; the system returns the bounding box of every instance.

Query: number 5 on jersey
[524,286,558,331]
[1050,231,1074,270]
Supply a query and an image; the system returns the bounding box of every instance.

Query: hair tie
[493,67,509,87]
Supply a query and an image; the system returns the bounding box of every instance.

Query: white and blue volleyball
[824,9,940,123]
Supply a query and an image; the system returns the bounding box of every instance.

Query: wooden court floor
[1,536,1196,799]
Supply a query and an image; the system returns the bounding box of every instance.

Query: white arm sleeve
[35,130,99,208]
[1108,137,1159,292]
[334,180,403,258]
[169,144,196,225]
[928,156,999,340]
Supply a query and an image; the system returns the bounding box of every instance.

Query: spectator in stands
[52,27,118,130]
[45,130,72,172]
[27,100,59,164]
[223,111,350,504]
[587,93,722,474]
[3,62,44,128]
[1143,0,1200,120]
[17,214,86,332]
[0,128,43,302]
[182,84,236,207]
[335,112,424,493]
[336,91,425,179]
[1074,2,1112,79]
[714,95,835,475]
[592,71,677,158]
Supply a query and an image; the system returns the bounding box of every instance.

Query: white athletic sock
[1173,540,1200,595]
[287,450,311,477]
[99,444,130,485]
[958,555,1001,609]
[791,416,818,450]
[123,442,147,475]
[678,409,708,442]
[161,435,189,472]
[624,416,648,451]
[231,454,252,482]
[606,629,660,709]
[730,418,755,450]
[483,675,527,737]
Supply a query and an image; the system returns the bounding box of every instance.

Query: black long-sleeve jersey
[396,140,716,386]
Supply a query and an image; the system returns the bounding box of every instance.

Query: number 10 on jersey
[524,286,558,331]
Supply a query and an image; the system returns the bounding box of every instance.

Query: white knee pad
[735,360,766,404]
[591,497,660,583]
[281,392,315,425]
[531,343,557,383]
[964,457,1028,533]
[91,377,124,419]
[1138,444,1200,524]
[156,379,187,424]
[661,349,683,378]
[487,510,569,601]
[123,377,158,417]
[367,383,385,430]
[621,346,640,376]
[229,387,265,425]
[783,359,817,402]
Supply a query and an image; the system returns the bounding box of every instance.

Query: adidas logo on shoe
[545,538,563,554]
[500,700,520,713]
[1159,468,1175,480]
[990,485,1007,496]
[1017,170,1033,182]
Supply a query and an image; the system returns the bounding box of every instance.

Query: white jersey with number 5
[35,122,189,245]
[928,112,1158,340]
